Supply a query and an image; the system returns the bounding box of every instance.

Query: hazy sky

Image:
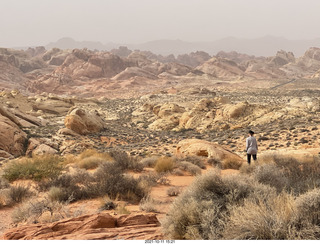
[0,0,319,47]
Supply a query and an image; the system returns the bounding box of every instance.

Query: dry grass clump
[182,155,206,169]
[177,161,201,176]
[139,196,159,213]
[9,185,32,203]
[108,149,144,172]
[154,157,175,173]
[64,149,113,170]
[252,164,288,193]
[3,155,63,182]
[224,189,320,240]
[140,156,159,168]
[77,156,106,170]
[242,154,320,195]
[221,157,243,170]
[223,193,297,239]
[11,198,73,224]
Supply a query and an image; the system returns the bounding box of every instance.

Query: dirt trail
[0,207,15,236]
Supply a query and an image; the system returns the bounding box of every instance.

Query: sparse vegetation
[163,153,320,240]
[177,161,202,175]
[140,156,159,168]
[167,186,181,197]
[154,157,175,173]
[9,185,32,203]
[3,155,63,182]
[139,196,159,213]
[11,198,73,224]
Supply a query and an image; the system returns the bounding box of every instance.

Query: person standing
[246,130,258,165]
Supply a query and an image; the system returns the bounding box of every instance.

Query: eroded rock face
[176,139,244,169]
[2,213,162,240]
[0,113,26,157]
[64,108,106,135]
[32,97,74,115]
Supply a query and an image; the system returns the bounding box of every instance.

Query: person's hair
[249,130,254,135]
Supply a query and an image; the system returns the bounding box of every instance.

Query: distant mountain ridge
[44,36,320,57]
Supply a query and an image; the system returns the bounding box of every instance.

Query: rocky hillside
[1,46,320,99]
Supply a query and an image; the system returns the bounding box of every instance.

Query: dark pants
[247,154,257,164]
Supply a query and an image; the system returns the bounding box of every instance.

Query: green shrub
[154,157,175,173]
[3,155,63,182]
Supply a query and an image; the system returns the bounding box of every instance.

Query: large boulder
[2,213,162,240]
[176,139,244,169]
[64,108,106,135]
[0,113,27,157]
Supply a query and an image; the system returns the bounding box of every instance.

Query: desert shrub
[177,161,201,176]
[239,163,255,174]
[207,157,222,168]
[115,203,130,214]
[12,198,71,224]
[138,172,161,188]
[99,196,116,211]
[40,169,93,203]
[224,190,320,240]
[0,177,10,189]
[183,155,206,169]
[253,164,288,193]
[108,149,144,172]
[3,155,63,182]
[223,193,298,240]
[221,157,242,170]
[140,156,159,168]
[154,157,175,173]
[167,187,181,197]
[270,155,320,194]
[90,162,148,203]
[295,188,320,226]
[9,185,32,203]
[79,148,100,159]
[139,196,159,213]
[162,170,276,240]
[78,156,106,170]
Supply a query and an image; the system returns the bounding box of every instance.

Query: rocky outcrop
[64,108,106,135]
[2,213,162,240]
[196,57,245,79]
[176,139,244,169]
[0,106,27,157]
[32,96,74,115]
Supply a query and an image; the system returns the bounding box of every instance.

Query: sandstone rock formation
[2,213,162,240]
[0,106,27,157]
[64,108,106,135]
[176,139,244,168]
